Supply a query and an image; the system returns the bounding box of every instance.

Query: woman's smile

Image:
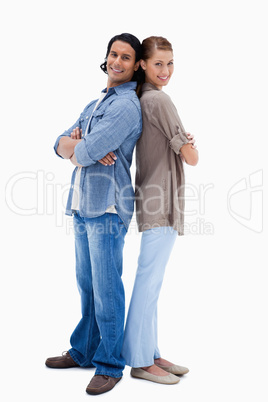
[157,75,169,81]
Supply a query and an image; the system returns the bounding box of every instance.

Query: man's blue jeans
[68,212,127,378]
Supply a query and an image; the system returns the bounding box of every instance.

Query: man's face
[106,40,139,88]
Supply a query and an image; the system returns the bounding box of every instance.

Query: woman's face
[141,49,174,90]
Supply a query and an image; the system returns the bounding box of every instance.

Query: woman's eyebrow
[154,59,174,62]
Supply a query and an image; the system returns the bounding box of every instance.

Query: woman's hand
[180,133,197,163]
[180,132,199,166]
[186,132,197,149]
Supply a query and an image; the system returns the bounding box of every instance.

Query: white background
[1,0,267,401]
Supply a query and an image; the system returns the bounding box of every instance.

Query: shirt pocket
[79,117,86,135]
[90,109,105,131]
[93,101,109,121]
[93,110,104,121]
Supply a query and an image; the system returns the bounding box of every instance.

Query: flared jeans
[68,212,126,378]
[122,226,177,367]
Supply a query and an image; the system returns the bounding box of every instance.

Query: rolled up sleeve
[151,92,188,155]
[53,101,95,158]
[73,139,95,166]
[75,99,141,166]
[53,117,81,158]
[169,131,189,155]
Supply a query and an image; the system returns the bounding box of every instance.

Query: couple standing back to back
[46,33,198,396]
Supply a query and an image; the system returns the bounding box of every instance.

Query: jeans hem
[68,349,95,368]
[94,370,123,378]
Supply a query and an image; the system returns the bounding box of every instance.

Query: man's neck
[106,80,130,92]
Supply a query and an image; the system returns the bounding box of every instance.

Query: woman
[121,36,199,385]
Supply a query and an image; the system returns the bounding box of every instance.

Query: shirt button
[86,116,89,119]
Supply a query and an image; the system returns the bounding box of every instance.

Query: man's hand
[98,152,117,166]
[70,152,83,167]
[71,127,82,140]
[57,127,83,159]
[69,127,83,166]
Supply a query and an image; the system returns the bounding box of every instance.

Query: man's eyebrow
[110,50,133,58]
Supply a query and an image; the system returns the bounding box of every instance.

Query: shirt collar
[142,83,161,92]
[102,81,137,96]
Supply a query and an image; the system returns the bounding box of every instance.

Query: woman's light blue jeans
[68,212,126,378]
[122,226,177,368]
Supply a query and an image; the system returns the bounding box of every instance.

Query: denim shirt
[54,81,142,229]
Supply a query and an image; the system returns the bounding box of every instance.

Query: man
[46,33,142,396]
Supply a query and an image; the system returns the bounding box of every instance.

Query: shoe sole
[131,368,180,385]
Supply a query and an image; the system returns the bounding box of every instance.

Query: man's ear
[140,60,146,71]
[134,61,140,71]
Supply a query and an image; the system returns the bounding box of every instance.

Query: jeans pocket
[114,215,126,239]
[117,214,125,227]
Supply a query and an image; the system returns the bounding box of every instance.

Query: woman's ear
[140,60,146,71]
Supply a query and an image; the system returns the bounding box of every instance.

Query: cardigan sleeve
[150,91,189,154]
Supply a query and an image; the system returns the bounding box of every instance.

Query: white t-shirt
[71,92,117,214]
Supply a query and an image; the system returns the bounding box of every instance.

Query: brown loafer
[45,351,80,368]
[86,375,121,395]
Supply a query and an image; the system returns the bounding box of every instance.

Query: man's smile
[110,67,124,74]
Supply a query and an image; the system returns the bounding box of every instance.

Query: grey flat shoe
[155,363,189,375]
[130,368,180,384]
